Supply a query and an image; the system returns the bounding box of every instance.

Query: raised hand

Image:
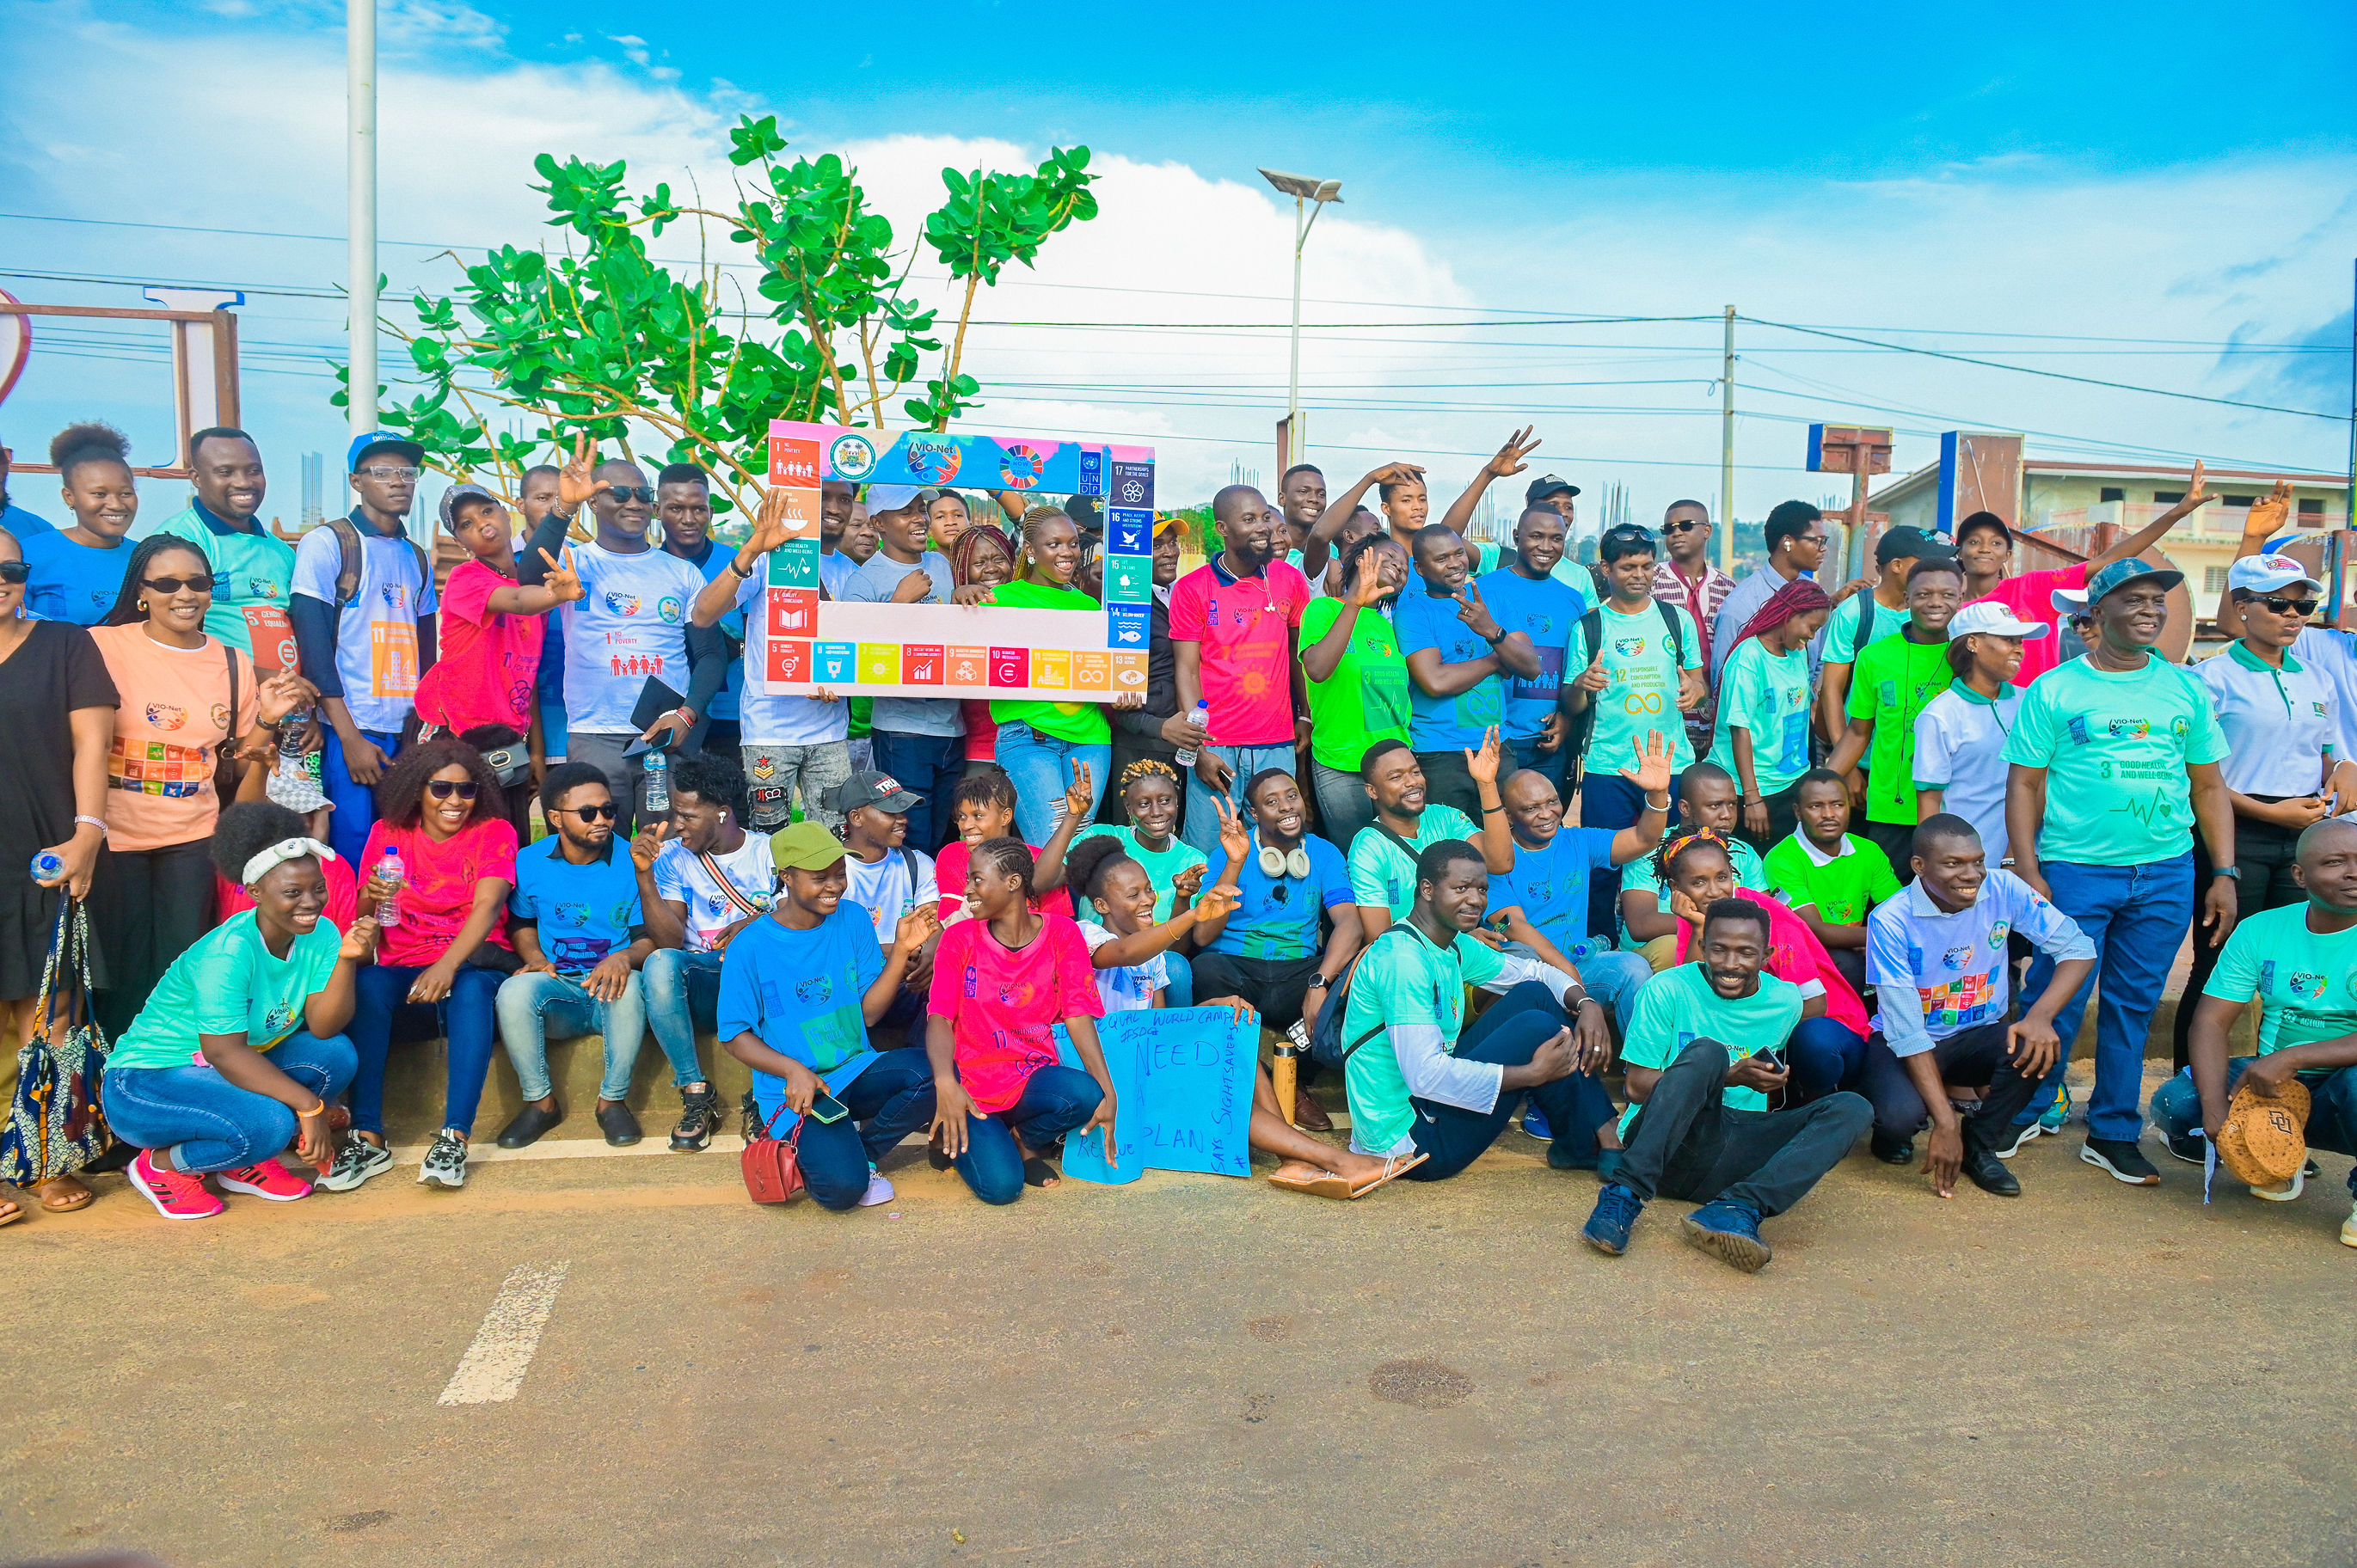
[1453,579,1505,641]
[2184,459,2216,511]
[1194,880,1241,924]
[1062,760,1095,825]
[893,903,942,957]
[2245,475,2293,536]
[1212,793,1252,867]
[747,486,801,554]
[1617,729,1675,795]
[629,822,670,873]
[1484,426,1541,480]
[1366,461,1426,488]
[1349,557,1393,609]
[255,671,308,726]
[555,431,609,511]
[1464,725,1503,787]
[538,547,586,604]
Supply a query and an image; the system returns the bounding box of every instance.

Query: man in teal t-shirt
[1580,896,1870,1272]
[1346,738,1513,940]
[1825,555,1964,872]
[2004,557,2236,1187]
[140,427,299,665]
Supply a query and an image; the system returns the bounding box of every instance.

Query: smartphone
[807,1093,849,1124]
[1750,1047,1786,1075]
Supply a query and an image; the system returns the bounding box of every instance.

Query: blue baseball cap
[2086,555,2184,603]
[347,430,424,473]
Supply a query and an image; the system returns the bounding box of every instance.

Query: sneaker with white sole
[2342,1202,2357,1248]
[417,1130,469,1189]
[128,1148,224,1221]
[859,1171,895,1207]
[2081,1136,2162,1185]
[1993,1122,2040,1160]
[215,1157,312,1201]
[316,1137,393,1192]
[2250,1169,2306,1203]
[2038,1085,2072,1134]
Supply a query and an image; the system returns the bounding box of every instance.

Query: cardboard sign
[1055,1008,1257,1185]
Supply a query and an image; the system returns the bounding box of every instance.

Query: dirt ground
[4,1103,2352,1568]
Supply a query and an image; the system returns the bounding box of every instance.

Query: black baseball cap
[1525,475,1580,505]
[819,771,922,815]
[1875,525,1957,567]
[1955,510,2012,544]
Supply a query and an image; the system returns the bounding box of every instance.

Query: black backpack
[1562,602,1687,781]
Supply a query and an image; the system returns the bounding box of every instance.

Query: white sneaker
[858,1171,895,1207]
[316,1137,393,1192]
[2251,1169,2306,1203]
[417,1130,469,1189]
[2342,1203,2357,1248]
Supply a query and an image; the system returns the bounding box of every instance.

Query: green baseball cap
[769,820,847,873]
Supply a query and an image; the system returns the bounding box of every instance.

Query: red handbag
[740,1100,807,1204]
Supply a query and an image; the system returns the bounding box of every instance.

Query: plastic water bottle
[375,846,405,927]
[29,851,63,883]
[643,750,671,814]
[1174,699,1212,768]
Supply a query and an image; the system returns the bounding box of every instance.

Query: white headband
[243,836,336,886]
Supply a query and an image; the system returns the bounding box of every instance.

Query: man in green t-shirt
[141,426,300,665]
[1347,738,1514,940]
[1815,526,1955,750]
[1338,838,1616,1180]
[1765,769,1901,997]
[2158,818,2357,1233]
[2004,555,2237,1189]
[1299,535,1412,848]
[1581,897,1872,1272]
[1825,556,1962,872]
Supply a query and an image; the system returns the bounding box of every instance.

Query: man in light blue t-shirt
[1475,505,1587,795]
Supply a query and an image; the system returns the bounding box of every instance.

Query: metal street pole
[1287,194,1304,466]
[1720,304,1735,573]
[348,0,377,439]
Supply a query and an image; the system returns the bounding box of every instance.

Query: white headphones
[1257,843,1312,879]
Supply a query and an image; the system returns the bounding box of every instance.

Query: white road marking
[438,1262,569,1406]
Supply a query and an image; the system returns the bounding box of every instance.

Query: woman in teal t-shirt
[100,808,376,1221]
[986,506,1144,842]
[1713,579,1833,851]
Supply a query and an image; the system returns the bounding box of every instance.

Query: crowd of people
[2,418,2351,1275]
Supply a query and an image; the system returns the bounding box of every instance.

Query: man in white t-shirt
[825,770,939,1038]
[636,753,776,1151]
[840,485,964,852]
[291,431,439,861]
[522,456,726,835]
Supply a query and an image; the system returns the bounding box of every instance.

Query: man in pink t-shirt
[1168,484,1311,854]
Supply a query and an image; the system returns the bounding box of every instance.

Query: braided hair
[1120,756,1180,795]
[970,836,1037,900]
[1651,826,1736,885]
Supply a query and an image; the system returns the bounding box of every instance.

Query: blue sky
[3,0,2353,523]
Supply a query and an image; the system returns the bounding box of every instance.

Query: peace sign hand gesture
[1062,760,1096,826]
[555,431,610,511]
[1453,579,1505,642]
[538,547,586,604]
[1212,793,1253,867]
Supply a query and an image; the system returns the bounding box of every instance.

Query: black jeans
[1413,749,1483,821]
[1857,1020,2044,1144]
[91,836,217,1041]
[1190,950,1323,1032]
[1617,1036,1871,1216]
[2174,813,2302,1070]
[1826,945,1868,999]
[1403,983,1616,1181]
[1863,818,1918,885]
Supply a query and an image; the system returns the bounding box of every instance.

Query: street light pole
[348,0,377,439]
[1259,168,1341,475]
[1720,304,1736,574]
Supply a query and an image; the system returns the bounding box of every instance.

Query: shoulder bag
[740,1096,808,1204]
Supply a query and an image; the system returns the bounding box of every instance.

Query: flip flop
[1347,1152,1427,1197]
[0,1197,21,1228]
[30,1175,91,1213]
[1267,1162,1355,1199]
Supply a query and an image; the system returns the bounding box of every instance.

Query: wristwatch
[1304,973,1331,990]
[2213,865,2241,880]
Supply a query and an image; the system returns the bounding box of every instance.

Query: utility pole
[1719,305,1735,573]
[348,0,377,438]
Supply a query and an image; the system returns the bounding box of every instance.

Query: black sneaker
[2163,1130,2207,1165]
[671,1085,721,1153]
[2081,1136,2161,1185]
[1870,1130,1915,1165]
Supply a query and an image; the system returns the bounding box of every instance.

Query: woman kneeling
[100,810,375,1220]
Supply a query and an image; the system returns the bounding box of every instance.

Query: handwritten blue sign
[1054,1009,1256,1185]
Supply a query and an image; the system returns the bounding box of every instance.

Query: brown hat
[2217,1076,2311,1187]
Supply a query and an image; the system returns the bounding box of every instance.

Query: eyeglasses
[356,465,422,481]
[141,574,216,595]
[0,561,28,584]
[555,801,618,820]
[425,780,482,800]
[2255,595,2318,617]
[605,486,657,504]
[1661,519,1706,535]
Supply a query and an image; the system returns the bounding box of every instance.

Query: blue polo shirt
[717,907,887,1121]
[1489,825,1618,963]
[1474,566,1585,741]
[21,531,132,624]
[1202,833,1353,961]
[509,836,644,974]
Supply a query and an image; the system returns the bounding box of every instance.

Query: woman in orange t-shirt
[88,535,309,1040]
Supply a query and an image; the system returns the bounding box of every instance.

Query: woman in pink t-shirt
[925,837,1115,1203]
[333,736,520,1192]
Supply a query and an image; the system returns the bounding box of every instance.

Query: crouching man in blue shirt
[720,821,942,1210]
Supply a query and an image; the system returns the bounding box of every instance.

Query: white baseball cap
[861,483,925,513]
[2048,583,2090,618]
[2227,553,2323,596]
[1949,600,2052,640]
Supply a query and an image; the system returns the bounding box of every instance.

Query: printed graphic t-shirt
[1585,599,1702,774]
[292,519,437,733]
[1077,918,1170,1013]
[414,558,543,735]
[558,540,709,733]
[1618,964,1804,1126]
[2202,903,2357,1063]
[1476,567,1586,743]
[2003,655,2229,867]
[143,505,298,665]
[360,816,519,968]
[1489,825,1620,963]
[89,623,257,852]
[510,835,644,974]
[108,910,343,1071]
[1299,597,1409,772]
[21,531,132,626]
[926,912,1104,1113]
[1166,558,1313,747]
[1714,639,1814,794]
[651,831,776,951]
[1393,587,1502,751]
[717,906,887,1123]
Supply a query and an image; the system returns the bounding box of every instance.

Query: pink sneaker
[215,1157,313,1202]
[128,1149,225,1221]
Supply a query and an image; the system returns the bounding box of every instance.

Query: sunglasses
[0,561,27,585]
[425,780,481,800]
[1661,519,1706,535]
[141,573,216,595]
[556,801,619,820]
[2254,595,2318,617]
[605,486,657,504]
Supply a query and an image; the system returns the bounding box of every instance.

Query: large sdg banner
[750,420,1157,701]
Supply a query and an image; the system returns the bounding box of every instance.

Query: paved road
[5,1124,2352,1568]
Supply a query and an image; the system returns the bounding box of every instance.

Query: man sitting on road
[1858,816,2096,1196]
[1347,736,1515,940]
[1617,761,1769,969]
[1338,840,1618,1185]
[1581,897,1873,1273]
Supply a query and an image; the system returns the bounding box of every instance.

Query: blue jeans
[1786,1016,1870,1103]
[995,721,1112,847]
[1505,734,1567,795]
[1580,770,1681,940]
[1182,744,1298,854]
[349,962,503,1137]
[794,1048,941,1210]
[870,730,967,854]
[2016,854,2194,1142]
[1310,760,1374,851]
[953,1063,1105,1205]
[103,1031,357,1174]
[641,947,721,1088]
[1574,950,1653,1036]
[495,968,650,1103]
[1162,950,1194,1008]
[2151,1059,2357,1196]
[1407,982,1616,1180]
[322,726,403,865]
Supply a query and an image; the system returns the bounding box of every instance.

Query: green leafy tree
[342,113,1097,513]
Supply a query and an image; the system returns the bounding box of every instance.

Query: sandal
[1347,1152,1427,1197]
[1022,1156,1060,1189]
[30,1174,92,1213]
[0,1197,21,1228]
[1267,1161,1356,1199]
